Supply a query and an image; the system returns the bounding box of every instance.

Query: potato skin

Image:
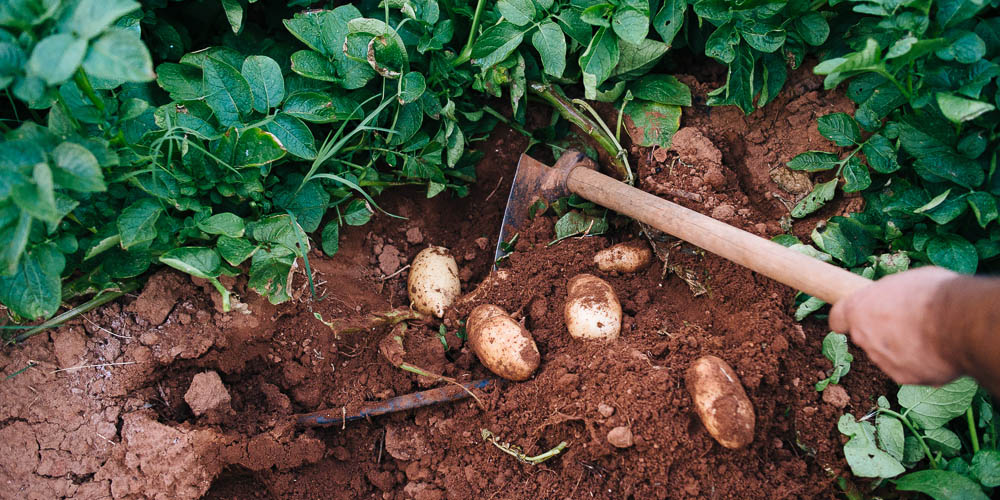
[685,355,755,449]
[407,246,461,318]
[467,310,540,381]
[593,241,653,273]
[564,274,622,340]
[467,304,508,334]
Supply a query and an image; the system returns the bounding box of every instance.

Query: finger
[828,300,850,333]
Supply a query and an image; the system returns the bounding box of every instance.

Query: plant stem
[206,277,232,313]
[452,0,487,67]
[967,406,981,453]
[528,82,632,182]
[74,69,105,114]
[8,280,141,345]
[482,105,536,141]
[878,408,937,469]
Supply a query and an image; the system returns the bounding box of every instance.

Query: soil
[0,65,895,499]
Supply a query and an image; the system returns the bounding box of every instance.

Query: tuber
[467,304,540,381]
[407,246,461,318]
[685,355,755,449]
[564,274,622,340]
[593,241,653,274]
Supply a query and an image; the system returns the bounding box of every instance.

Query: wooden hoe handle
[566,167,871,304]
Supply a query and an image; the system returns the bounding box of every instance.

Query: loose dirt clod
[597,403,615,418]
[185,371,233,419]
[607,426,634,448]
[822,385,850,409]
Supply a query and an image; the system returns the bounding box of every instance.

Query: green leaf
[623,100,681,148]
[838,413,906,478]
[926,234,978,274]
[203,56,253,127]
[791,179,838,218]
[217,234,257,266]
[251,214,307,256]
[289,50,339,82]
[815,332,853,391]
[471,22,525,69]
[813,38,883,90]
[937,31,986,64]
[652,0,685,46]
[235,128,286,167]
[282,91,358,123]
[553,211,609,240]
[862,134,900,173]
[220,0,243,33]
[532,20,566,78]
[159,246,222,279]
[899,122,984,189]
[898,377,978,429]
[876,413,905,462]
[242,55,285,113]
[630,74,691,106]
[64,0,140,40]
[936,93,995,124]
[967,192,998,228]
[794,295,826,321]
[343,198,373,226]
[27,33,87,85]
[971,449,1000,487]
[612,38,669,78]
[197,213,245,238]
[273,178,330,233]
[0,209,31,275]
[248,246,295,304]
[894,470,989,500]
[611,8,649,45]
[787,151,841,172]
[739,20,785,53]
[817,112,860,146]
[497,0,535,26]
[705,22,739,64]
[398,71,425,104]
[842,157,871,193]
[580,27,619,99]
[12,163,59,224]
[811,216,879,267]
[82,28,153,83]
[264,113,316,160]
[793,12,829,46]
[51,142,105,192]
[117,198,162,250]
[0,243,64,320]
[156,63,204,100]
[321,221,339,257]
[924,427,962,457]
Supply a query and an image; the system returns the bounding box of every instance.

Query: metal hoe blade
[494,152,592,263]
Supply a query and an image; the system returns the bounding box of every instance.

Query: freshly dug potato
[407,246,461,318]
[685,355,755,449]
[467,304,540,381]
[593,241,653,273]
[563,274,622,340]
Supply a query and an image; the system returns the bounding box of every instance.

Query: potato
[593,241,653,273]
[467,305,540,381]
[685,355,755,449]
[563,274,622,340]
[407,246,461,318]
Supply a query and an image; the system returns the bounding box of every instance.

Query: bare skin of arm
[829,266,1000,395]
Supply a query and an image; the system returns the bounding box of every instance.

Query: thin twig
[52,361,137,374]
[484,176,505,202]
[381,264,411,281]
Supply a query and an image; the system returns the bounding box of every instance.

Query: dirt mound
[0,66,894,499]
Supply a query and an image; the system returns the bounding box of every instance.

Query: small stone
[474,237,489,250]
[711,204,735,219]
[607,426,634,448]
[597,403,615,418]
[378,245,402,275]
[822,385,850,409]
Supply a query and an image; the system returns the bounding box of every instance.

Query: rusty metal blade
[494,153,586,263]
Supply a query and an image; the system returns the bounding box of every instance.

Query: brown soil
[0,66,894,500]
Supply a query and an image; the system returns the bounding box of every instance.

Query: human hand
[828,266,963,386]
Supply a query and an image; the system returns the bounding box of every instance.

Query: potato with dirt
[563,274,622,340]
[466,304,541,381]
[407,246,461,318]
[593,241,653,273]
[685,355,756,449]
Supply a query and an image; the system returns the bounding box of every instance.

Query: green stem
[206,277,232,313]
[967,406,981,453]
[8,280,142,345]
[483,105,536,141]
[481,428,568,465]
[528,82,632,182]
[73,69,105,114]
[878,408,937,469]
[452,0,487,67]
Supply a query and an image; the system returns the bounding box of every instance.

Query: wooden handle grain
[567,167,870,304]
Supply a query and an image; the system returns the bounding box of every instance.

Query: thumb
[828,300,851,333]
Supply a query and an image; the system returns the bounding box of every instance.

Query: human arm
[828,266,1000,395]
